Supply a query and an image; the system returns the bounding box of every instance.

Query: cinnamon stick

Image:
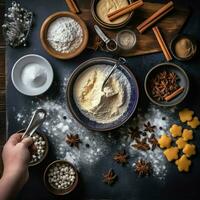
[65,0,80,14]
[164,87,184,101]
[137,1,174,33]
[108,0,144,21]
[152,26,172,61]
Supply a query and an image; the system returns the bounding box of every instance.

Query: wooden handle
[65,0,80,14]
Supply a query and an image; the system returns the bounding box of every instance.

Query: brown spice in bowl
[150,71,184,102]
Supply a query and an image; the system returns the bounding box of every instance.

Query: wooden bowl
[43,160,79,195]
[40,12,88,59]
[91,0,134,29]
[17,129,49,167]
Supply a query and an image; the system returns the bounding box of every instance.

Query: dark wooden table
[0,0,5,176]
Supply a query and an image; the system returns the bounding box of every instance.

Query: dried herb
[65,134,80,148]
[134,159,152,176]
[144,121,156,133]
[113,150,128,165]
[102,169,117,185]
[94,36,104,50]
[132,138,150,151]
[148,134,158,150]
[150,71,180,101]
[128,127,141,140]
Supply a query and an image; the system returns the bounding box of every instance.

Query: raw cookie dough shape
[176,138,187,149]
[158,134,172,149]
[183,144,196,157]
[175,155,191,172]
[182,129,193,141]
[163,147,179,162]
[187,116,200,129]
[179,108,194,122]
[170,124,182,137]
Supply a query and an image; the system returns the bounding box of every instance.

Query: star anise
[148,134,158,150]
[127,127,141,140]
[65,134,80,148]
[113,150,128,165]
[144,121,156,133]
[102,169,117,185]
[134,159,152,176]
[94,36,104,50]
[132,138,150,151]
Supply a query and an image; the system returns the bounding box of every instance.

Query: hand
[2,133,33,187]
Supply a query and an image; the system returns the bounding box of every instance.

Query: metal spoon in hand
[21,109,46,139]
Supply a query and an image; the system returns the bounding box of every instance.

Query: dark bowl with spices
[91,0,134,29]
[43,160,79,195]
[170,34,197,61]
[144,63,189,107]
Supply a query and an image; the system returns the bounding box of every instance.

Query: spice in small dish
[73,65,131,124]
[47,162,76,190]
[150,71,184,102]
[116,29,136,50]
[171,35,197,60]
[96,0,130,25]
[47,17,83,53]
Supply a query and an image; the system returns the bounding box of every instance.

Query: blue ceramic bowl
[66,57,139,131]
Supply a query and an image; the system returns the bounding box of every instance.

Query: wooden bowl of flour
[40,12,88,60]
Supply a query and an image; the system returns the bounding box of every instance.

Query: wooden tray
[79,2,190,57]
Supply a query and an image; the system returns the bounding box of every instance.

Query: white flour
[47,17,83,53]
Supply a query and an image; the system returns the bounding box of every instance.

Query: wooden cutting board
[78,2,190,57]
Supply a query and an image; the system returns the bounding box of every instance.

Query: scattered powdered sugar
[16,99,110,170]
[116,105,176,180]
[47,17,83,53]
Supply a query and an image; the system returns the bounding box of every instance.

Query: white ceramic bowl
[12,54,54,96]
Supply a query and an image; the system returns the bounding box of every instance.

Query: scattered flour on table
[116,105,176,180]
[16,99,109,170]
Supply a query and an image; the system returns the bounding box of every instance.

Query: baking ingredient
[182,129,193,141]
[158,134,172,149]
[148,134,158,150]
[30,133,46,164]
[127,127,142,140]
[175,155,191,172]
[176,138,186,149]
[144,121,156,132]
[150,70,182,102]
[2,1,33,47]
[187,116,200,129]
[73,65,131,124]
[179,108,194,122]
[47,162,76,189]
[132,138,150,151]
[163,147,179,162]
[174,37,196,59]
[96,0,129,24]
[133,159,152,176]
[47,17,83,53]
[102,169,117,185]
[117,30,136,50]
[65,134,81,148]
[21,63,47,89]
[169,124,182,137]
[182,144,196,158]
[113,150,128,165]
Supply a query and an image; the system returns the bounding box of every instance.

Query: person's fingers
[21,137,34,147]
[8,133,23,145]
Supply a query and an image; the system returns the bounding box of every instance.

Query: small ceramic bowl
[91,0,134,29]
[11,54,54,96]
[144,63,189,107]
[43,160,79,195]
[40,11,88,59]
[170,34,197,61]
[66,57,139,131]
[17,129,49,166]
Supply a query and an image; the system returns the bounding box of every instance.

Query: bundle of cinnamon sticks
[107,0,144,22]
[65,0,80,14]
[137,1,174,33]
